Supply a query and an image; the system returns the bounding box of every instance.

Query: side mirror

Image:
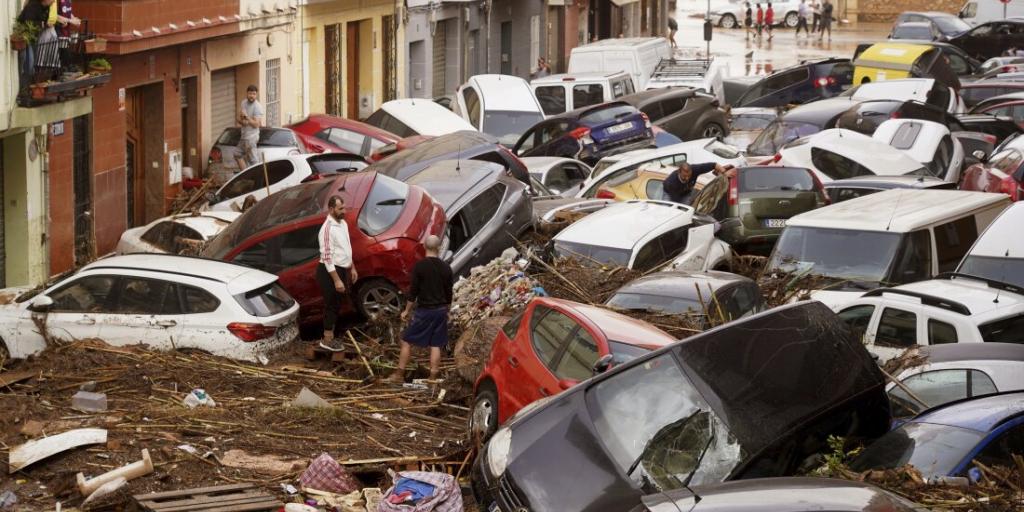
[557,378,579,391]
[29,295,53,312]
[972,149,986,160]
[592,354,615,375]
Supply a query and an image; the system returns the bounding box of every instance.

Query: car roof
[872,118,950,158]
[404,160,508,210]
[895,21,933,28]
[546,100,634,121]
[81,254,277,294]
[824,175,950,189]
[554,201,692,249]
[620,86,698,105]
[781,97,860,124]
[531,71,632,85]
[912,342,1024,366]
[786,189,1007,232]
[877,275,1024,318]
[572,36,665,49]
[379,99,476,135]
[857,43,934,63]
[968,202,1024,258]
[910,390,1024,432]
[365,130,502,178]
[291,114,399,141]
[603,139,716,171]
[465,74,540,112]
[795,128,925,174]
[537,297,677,348]
[613,271,751,301]
[166,212,242,239]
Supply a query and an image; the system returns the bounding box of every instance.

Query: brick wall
[77,0,238,38]
[48,121,75,276]
[856,2,961,22]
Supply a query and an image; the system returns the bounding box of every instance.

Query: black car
[745,97,859,157]
[362,130,531,189]
[824,175,955,203]
[950,19,1024,61]
[891,22,943,41]
[471,301,891,512]
[404,160,532,277]
[605,271,764,327]
[731,58,854,109]
[890,11,972,41]
[619,87,729,141]
[513,101,654,165]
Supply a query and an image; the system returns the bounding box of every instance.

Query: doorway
[124,83,164,227]
[500,22,512,75]
[72,115,92,266]
[180,77,199,177]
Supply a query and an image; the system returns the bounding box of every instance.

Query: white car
[871,118,965,182]
[710,0,801,28]
[551,200,732,272]
[206,153,367,212]
[844,78,965,114]
[115,211,242,255]
[577,139,747,199]
[453,74,546,147]
[0,254,300,363]
[833,274,1024,362]
[958,202,1024,289]
[521,156,592,197]
[778,129,930,183]
[364,98,476,138]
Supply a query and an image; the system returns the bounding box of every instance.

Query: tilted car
[961,82,1024,109]
[513,101,654,166]
[745,97,860,158]
[453,74,546,147]
[776,129,931,183]
[363,98,476,137]
[957,201,1024,287]
[724,107,778,151]
[960,144,1024,200]
[521,156,591,197]
[949,19,1024,61]
[871,118,964,182]
[732,59,854,109]
[206,153,368,212]
[619,87,729,141]
[206,127,307,181]
[115,211,241,255]
[286,114,400,158]
[0,254,300,363]
[890,11,972,42]
[605,270,765,327]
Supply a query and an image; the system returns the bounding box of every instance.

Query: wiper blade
[626,409,704,479]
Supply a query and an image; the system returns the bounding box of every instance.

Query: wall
[405,2,485,98]
[855,1,958,21]
[1,0,18,133]
[489,0,545,79]
[48,121,75,275]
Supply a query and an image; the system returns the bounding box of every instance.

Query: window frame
[875,307,919,348]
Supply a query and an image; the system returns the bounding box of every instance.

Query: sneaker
[319,338,345,352]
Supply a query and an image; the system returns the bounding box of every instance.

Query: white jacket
[318,215,353,268]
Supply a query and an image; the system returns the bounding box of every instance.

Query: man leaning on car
[663,162,737,204]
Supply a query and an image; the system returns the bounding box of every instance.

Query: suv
[619,87,729,141]
[732,59,854,109]
[513,101,654,165]
[834,274,1024,361]
[454,74,545,146]
[531,72,637,116]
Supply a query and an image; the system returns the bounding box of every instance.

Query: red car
[960,147,1024,201]
[287,114,401,158]
[202,171,446,326]
[369,135,434,162]
[471,297,677,440]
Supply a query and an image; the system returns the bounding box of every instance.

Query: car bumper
[471,451,526,512]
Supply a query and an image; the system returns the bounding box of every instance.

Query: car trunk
[743,190,821,231]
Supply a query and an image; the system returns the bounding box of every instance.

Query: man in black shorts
[387,235,454,384]
[667,17,678,48]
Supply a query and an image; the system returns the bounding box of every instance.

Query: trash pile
[449,248,540,334]
[838,464,1024,511]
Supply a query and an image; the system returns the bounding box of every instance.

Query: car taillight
[890,111,902,119]
[813,76,837,88]
[727,176,738,205]
[808,170,830,204]
[569,127,594,145]
[998,177,1021,200]
[227,322,277,342]
[209,147,222,163]
[596,189,617,199]
[640,112,652,129]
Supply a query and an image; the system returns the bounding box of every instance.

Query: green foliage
[12,21,40,45]
[88,58,111,71]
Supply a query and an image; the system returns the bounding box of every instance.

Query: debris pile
[530,256,641,305]
[847,464,1024,511]
[450,248,540,333]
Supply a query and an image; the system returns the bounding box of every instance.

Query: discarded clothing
[385,477,436,504]
[379,471,462,512]
[298,453,359,495]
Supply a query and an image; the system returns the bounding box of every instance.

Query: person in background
[796,0,810,37]
[745,2,754,40]
[662,162,738,205]
[667,16,678,48]
[765,3,775,41]
[17,0,56,98]
[755,4,764,39]
[388,235,454,384]
[819,0,833,42]
[316,195,358,352]
[535,57,551,78]
[235,84,264,171]
[811,0,821,33]
[50,0,80,74]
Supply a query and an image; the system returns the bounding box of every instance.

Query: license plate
[606,122,633,134]
[762,218,787,228]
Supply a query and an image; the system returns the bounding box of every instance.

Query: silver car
[206,127,307,183]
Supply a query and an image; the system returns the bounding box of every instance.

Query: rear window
[357,174,410,236]
[536,86,567,116]
[259,130,299,147]
[235,282,295,317]
[739,167,816,192]
[810,147,874,180]
[309,156,368,174]
[580,104,637,124]
[218,160,295,201]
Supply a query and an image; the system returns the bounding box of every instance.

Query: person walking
[819,0,833,42]
[663,162,738,205]
[744,2,753,40]
[316,195,358,352]
[667,16,679,48]
[811,0,821,33]
[765,3,775,41]
[388,235,454,384]
[235,84,264,171]
[755,3,764,39]
[795,0,809,37]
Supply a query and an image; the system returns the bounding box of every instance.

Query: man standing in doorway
[316,195,358,352]
[765,3,775,41]
[235,84,263,171]
[663,162,738,205]
[388,235,454,384]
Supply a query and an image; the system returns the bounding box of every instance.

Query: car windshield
[357,174,410,236]
[553,240,632,267]
[958,255,1024,289]
[747,121,821,156]
[767,226,903,284]
[482,110,545,146]
[893,25,933,39]
[704,140,740,159]
[587,353,742,492]
[606,292,706,316]
[932,15,970,34]
[730,113,776,131]
[849,422,983,479]
[739,167,815,192]
[608,340,651,365]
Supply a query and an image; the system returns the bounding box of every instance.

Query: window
[277,225,321,267]
[739,167,815,192]
[365,110,415,138]
[573,84,605,110]
[554,328,600,381]
[889,122,923,150]
[447,211,472,255]
[828,187,876,203]
[928,319,958,345]
[308,155,368,174]
[979,314,1024,343]
[319,128,366,155]
[234,282,295,317]
[633,228,689,272]
[692,177,728,216]
[265,58,280,127]
[645,179,665,200]
[218,160,295,200]
[530,306,579,368]
[49,275,116,313]
[659,97,686,116]
[934,216,978,273]
[581,103,637,124]
[975,425,1024,470]
[464,184,506,233]
[926,135,954,178]
[516,127,538,153]
[875,307,917,348]
[810,148,873,180]
[234,241,271,271]
[838,305,875,341]
[502,309,526,340]
[358,174,409,236]
[140,222,177,252]
[535,86,566,116]
[890,229,933,284]
[181,285,220,314]
[945,53,970,75]
[723,284,764,321]
[889,369,997,417]
[640,103,663,120]
[112,277,180,315]
[633,241,664,272]
[463,86,482,129]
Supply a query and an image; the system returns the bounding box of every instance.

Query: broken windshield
[766,226,904,285]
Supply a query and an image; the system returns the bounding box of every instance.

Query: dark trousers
[316,263,353,331]
[796,17,809,34]
[812,13,820,32]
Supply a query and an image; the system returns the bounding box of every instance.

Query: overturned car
[471,301,891,512]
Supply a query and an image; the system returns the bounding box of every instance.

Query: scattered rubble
[450,248,539,333]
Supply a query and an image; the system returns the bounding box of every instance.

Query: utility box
[358,93,375,120]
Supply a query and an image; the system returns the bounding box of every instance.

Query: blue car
[850,392,1024,481]
[512,101,653,165]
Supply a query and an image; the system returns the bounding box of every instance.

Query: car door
[37,274,119,342]
[230,223,323,317]
[171,283,228,353]
[503,304,583,414]
[455,183,510,273]
[103,275,184,350]
[657,96,689,137]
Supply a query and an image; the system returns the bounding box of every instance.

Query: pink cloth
[298,453,360,494]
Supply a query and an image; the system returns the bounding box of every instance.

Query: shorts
[236,138,258,167]
[401,306,450,348]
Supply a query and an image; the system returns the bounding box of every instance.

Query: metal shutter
[432,22,446,98]
[210,69,237,139]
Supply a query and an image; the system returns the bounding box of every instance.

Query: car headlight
[487,427,513,477]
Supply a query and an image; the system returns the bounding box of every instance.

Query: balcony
[13,22,111,108]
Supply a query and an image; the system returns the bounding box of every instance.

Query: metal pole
[706,0,711,58]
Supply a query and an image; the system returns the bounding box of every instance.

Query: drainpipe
[484,0,492,73]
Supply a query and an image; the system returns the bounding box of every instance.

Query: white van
[959,0,1024,27]
[567,37,671,90]
[453,75,546,146]
[958,201,1024,288]
[764,189,1011,308]
[530,72,637,116]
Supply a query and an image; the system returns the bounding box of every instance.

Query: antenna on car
[885,189,904,232]
[994,248,1010,304]
[455,143,462,173]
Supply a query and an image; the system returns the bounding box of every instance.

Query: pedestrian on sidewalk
[811,0,820,32]
[795,0,809,36]
[755,3,764,38]
[663,162,737,205]
[667,16,678,48]
[316,195,358,352]
[744,2,753,39]
[388,235,454,384]
[818,0,833,41]
[235,85,263,171]
[765,3,775,41]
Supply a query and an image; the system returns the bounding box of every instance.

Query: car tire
[785,12,798,28]
[701,122,725,140]
[720,14,737,29]
[471,382,500,443]
[356,279,403,319]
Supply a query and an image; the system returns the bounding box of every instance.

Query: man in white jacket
[316,195,359,351]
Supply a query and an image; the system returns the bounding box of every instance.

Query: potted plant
[88,58,111,73]
[10,21,39,50]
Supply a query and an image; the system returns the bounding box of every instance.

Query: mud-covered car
[471,301,891,512]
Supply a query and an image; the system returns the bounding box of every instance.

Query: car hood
[808,288,865,310]
[534,198,614,223]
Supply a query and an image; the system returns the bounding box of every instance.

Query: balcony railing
[15,21,111,107]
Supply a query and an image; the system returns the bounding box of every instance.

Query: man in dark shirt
[662,162,737,205]
[387,235,454,383]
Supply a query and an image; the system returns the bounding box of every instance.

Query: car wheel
[701,122,725,140]
[720,14,737,29]
[785,12,798,28]
[471,383,500,443]
[356,279,403,319]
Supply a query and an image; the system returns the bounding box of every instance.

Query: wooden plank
[134,483,254,501]
[0,369,35,388]
[8,428,107,473]
[144,495,281,512]
[178,502,281,512]
[136,483,281,512]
